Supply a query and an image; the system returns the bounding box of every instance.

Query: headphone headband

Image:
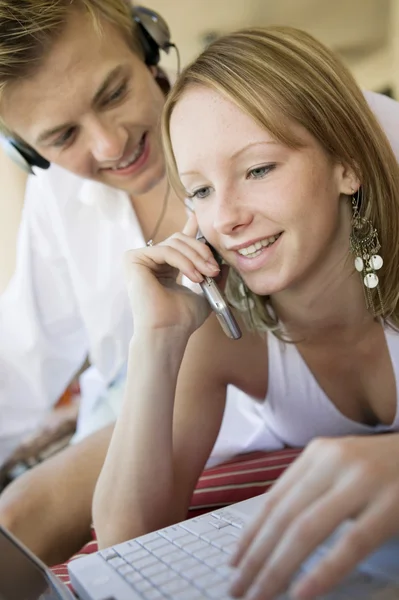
[2,6,172,173]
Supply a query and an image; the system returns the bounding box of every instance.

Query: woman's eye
[247,164,276,179]
[103,82,128,106]
[190,186,211,200]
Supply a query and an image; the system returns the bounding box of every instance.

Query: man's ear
[150,65,171,96]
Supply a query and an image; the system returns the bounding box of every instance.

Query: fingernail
[289,577,314,600]
[247,584,264,600]
[230,573,245,597]
[206,261,220,272]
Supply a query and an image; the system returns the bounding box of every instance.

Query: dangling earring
[349,188,384,316]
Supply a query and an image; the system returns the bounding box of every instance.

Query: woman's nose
[213,194,254,235]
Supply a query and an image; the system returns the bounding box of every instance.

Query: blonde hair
[0,0,143,131]
[162,27,399,334]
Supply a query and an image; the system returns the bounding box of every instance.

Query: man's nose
[89,120,127,163]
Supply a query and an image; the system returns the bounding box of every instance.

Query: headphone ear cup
[1,138,50,173]
[132,6,172,66]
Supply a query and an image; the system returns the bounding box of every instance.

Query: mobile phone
[196,230,242,340]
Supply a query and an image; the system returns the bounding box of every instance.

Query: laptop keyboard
[99,508,399,599]
[100,509,242,599]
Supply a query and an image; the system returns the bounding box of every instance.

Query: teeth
[238,234,280,257]
[112,137,145,170]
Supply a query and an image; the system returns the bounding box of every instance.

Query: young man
[1,0,399,566]
[0,0,270,564]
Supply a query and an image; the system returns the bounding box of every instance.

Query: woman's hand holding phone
[123,213,220,337]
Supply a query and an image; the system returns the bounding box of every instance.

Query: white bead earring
[349,188,384,315]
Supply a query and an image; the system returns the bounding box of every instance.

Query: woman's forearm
[93,328,189,548]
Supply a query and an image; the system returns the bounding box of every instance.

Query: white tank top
[257,326,399,447]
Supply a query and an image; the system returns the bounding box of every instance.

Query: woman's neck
[270,237,375,341]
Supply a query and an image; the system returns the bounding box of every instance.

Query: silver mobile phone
[196,231,242,340]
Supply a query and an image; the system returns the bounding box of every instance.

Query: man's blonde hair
[162,27,399,334]
[0,0,143,128]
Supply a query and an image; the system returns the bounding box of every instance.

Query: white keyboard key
[141,561,168,578]
[216,524,241,538]
[174,588,204,599]
[204,552,229,569]
[184,539,209,555]
[202,529,227,543]
[221,513,245,528]
[184,563,212,580]
[137,531,161,545]
[134,555,159,570]
[143,536,169,551]
[207,579,233,598]
[174,533,199,548]
[171,556,198,573]
[107,556,125,569]
[113,541,139,557]
[133,578,153,593]
[158,525,188,542]
[181,518,216,536]
[193,545,219,561]
[160,577,191,595]
[124,548,150,563]
[117,563,135,576]
[161,549,187,565]
[150,569,178,586]
[152,544,173,558]
[143,589,164,600]
[210,519,231,530]
[217,564,236,578]
[125,571,144,585]
[212,534,238,549]
[100,548,119,561]
[193,571,224,589]
[223,541,238,555]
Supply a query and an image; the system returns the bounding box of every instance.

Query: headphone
[2,6,173,174]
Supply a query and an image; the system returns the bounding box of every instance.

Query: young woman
[94,26,399,600]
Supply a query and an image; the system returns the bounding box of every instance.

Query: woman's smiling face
[170,86,356,296]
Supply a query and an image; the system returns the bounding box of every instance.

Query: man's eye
[190,186,211,199]
[247,164,276,179]
[103,82,128,106]
[53,127,76,148]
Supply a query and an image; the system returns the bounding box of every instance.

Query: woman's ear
[337,162,361,196]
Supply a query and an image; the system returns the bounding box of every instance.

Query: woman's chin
[243,274,289,297]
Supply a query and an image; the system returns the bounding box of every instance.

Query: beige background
[1,0,399,293]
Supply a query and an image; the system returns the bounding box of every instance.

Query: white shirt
[1,90,399,465]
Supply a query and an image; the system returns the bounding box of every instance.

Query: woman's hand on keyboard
[123,213,220,337]
[228,434,399,600]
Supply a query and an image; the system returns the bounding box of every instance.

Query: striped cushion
[51,448,301,589]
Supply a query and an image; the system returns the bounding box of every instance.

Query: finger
[230,451,312,567]
[233,483,366,600]
[164,234,220,271]
[125,245,205,284]
[182,212,198,237]
[290,490,399,599]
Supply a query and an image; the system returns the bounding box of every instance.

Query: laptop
[67,493,399,599]
[1,495,398,600]
[0,525,74,600]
